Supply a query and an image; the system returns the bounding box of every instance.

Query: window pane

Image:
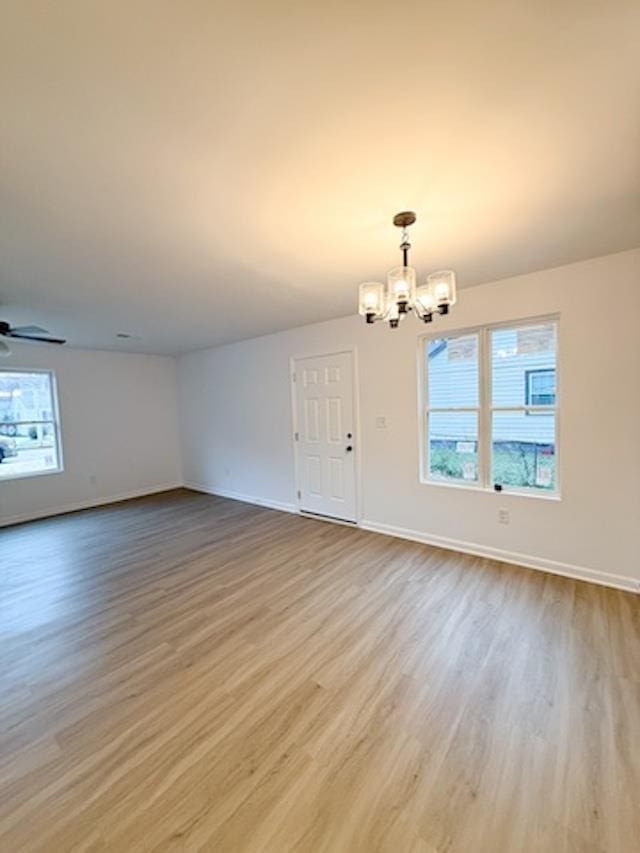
[0,371,55,420]
[427,334,479,408]
[492,411,556,491]
[0,421,60,478]
[527,369,556,405]
[0,371,60,479]
[492,323,556,407]
[428,411,478,482]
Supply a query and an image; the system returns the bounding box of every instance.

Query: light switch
[376,416,387,429]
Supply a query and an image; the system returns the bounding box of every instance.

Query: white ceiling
[1,1,639,355]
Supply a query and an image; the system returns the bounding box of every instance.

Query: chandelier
[358,211,456,328]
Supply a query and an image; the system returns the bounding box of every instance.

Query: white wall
[0,343,181,525]
[178,249,640,592]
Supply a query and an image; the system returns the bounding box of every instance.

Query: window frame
[418,314,560,499]
[0,368,64,481]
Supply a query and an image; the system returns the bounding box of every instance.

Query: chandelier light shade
[358,281,386,323]
[386,266,416,313]
[357,211,457,328]
[427,269,457,314]
[414,283,435,321]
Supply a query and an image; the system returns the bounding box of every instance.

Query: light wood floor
[1,489,638,852]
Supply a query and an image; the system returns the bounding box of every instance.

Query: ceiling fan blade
[10,324,50,335]
[8,332,66,345]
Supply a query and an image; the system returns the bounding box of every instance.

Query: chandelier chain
[400,226,411,266]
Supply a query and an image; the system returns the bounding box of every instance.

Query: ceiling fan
[0,321,66,357]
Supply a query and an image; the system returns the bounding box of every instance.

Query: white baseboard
[186,487,638,593]
[184,482,298,515]
[360,519,639,594]
[0,483,184,528]
[7,481,635,594]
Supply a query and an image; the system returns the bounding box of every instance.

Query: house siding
[427,326,556,444]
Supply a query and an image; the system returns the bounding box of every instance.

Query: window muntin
[0,371,62,479]
[423,318,558,496]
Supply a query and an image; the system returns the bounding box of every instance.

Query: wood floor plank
[0,488,638,851]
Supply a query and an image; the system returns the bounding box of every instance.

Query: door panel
[303,368,319,386]
[304,397,320,442]
[326,397,342,443]
[294,351,356,522]
[306,455,322,495]
[325,365,341,383]
[328,456,344,500]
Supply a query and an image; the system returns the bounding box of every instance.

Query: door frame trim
[289,347,362,525]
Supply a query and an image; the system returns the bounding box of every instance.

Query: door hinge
[297,489,301,499]
[294,431,299,441]
[292,372,296,382]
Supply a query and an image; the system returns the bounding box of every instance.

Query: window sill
[0,466,64,483]
[419,477,561,501]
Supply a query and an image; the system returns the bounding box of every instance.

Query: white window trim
[417,314,560,499]
[0,368,64,481]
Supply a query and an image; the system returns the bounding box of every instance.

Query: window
[0,370,62,480]
[525,368,556,406]
[422,318,558,495]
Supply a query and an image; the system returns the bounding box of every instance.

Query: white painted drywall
[0,343,181,525]
[178,249,640,590]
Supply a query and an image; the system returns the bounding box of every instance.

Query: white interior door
[293,351,357,522]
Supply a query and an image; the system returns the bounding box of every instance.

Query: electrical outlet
[89,474,97,485]
[498,508,510,525]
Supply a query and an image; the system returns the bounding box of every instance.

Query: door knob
[346,445,353,452]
